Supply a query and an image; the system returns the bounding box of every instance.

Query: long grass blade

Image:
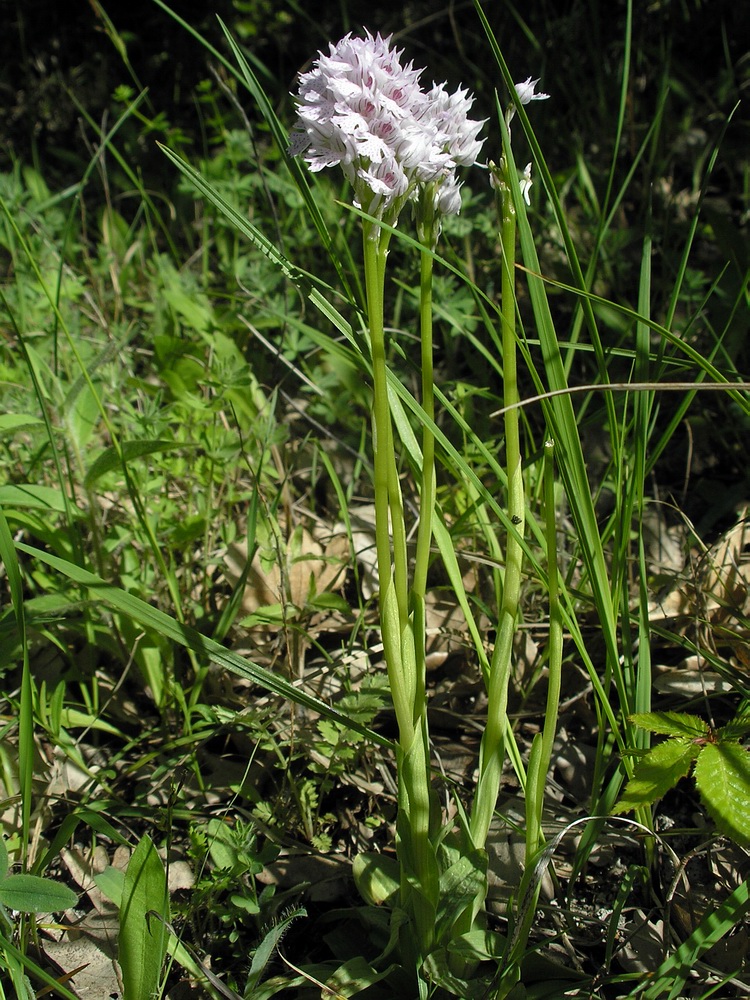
[15,541,392,750]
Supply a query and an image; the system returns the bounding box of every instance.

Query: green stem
[534,440,563,831]
[363,225,414,744]
[471,167,525,851]
[509,440,563,973]
[413,242,436,710]
[363,220,436,961]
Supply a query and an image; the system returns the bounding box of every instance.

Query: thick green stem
[363,226,414,744]
[363,221,436,962]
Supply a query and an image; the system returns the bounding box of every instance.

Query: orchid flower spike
[288,31,485,233]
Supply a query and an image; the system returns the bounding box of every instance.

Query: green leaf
[0,414,45,437]
[239,602,285,628]
[205,818,241,872]
[0,839,7,880]
[0,874,78,913]
[422,948,489,999]
[435,850,487,939]
[718,713,750,741]
[353,852,400,906]
[630,711,710,739]
[636,877,750,999]
[308,591,351,614]
[0,485,73,513]
[614,738,700,813]
[244,906,306,994]
[58,707,125,738]
[694,741,750,847]
[65,382,100,451]
[446,928,506,963]
[94,866,125,906]
[324,955,397,997]
[119,835,169,1000]
[158,145,300,281]
[84,439,195,487]
[16,541,391,749]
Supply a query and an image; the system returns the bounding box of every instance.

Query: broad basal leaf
[353,852,400,906]
[0,874,78,913]
[119,835,169,1000]
[435,850,487,940]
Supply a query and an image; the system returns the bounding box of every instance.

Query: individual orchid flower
[520,162,533,206]
[504,75,550,129]
[513,77,550,106]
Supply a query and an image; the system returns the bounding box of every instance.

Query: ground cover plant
[1,0,749,996]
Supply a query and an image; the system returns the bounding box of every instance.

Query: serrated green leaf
[244,905,306,993]
[119,835,169,1000]
[0,874,78,913]
[694,741,750,847]
[718,714,750,741]
[630,711,710,739]
[614,738,700,813]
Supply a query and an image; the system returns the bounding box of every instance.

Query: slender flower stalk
[470,151,524,851]
[505,439,563,973]
[469,77,550,893]
[290,30,484,966]
[413,182,439,613]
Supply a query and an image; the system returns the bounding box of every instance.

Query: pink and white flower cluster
[289,31,485,225]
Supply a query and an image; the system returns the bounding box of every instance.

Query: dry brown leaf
[649,508,750,684]
[225,524,349,615]
[336,504,378,600]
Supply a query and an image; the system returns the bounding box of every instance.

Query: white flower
[514,77,550,106]
[288,30,484,224]
[359,156,409,209]
[433,175,463,217]
[520,162,533,205]
[423,83,486,169]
